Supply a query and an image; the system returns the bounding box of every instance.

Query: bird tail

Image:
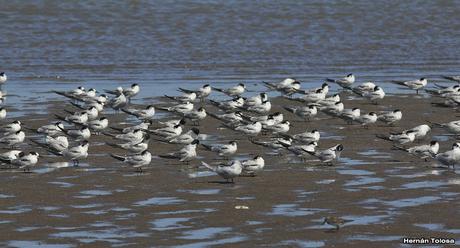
[110,153,126,161]
[208,99,219,106]
[262,81,276,90]
[102,132,116,138]
[158,154,177,159]
[207,112,222,121]
[201,144,213,151]
[391,80,406,86]
[351,87,364,96]
[156,106,170,112]
[283,106,296,114]
[426,120,443,127]
[178,87,192,94]
[424,89,440,95]
[375,134,391,141]
[434,83,448,89]
[110,126,124,132]
[70,102,85,110]
[201,161,216,172]
[392,145,408,152]
[442,76,456,82]
[121,108,134,116]
[163,95,176,101]
[106,142,121,149]
[54,114,66,121]
[212,87,224,93]
[325,78,336,83]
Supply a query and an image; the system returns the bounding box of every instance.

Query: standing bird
[164,92,197,103]
[50,141,89,166]
[179,84,212,102]
[241,156,265,175]
[202,141,238,158]
[106,134,150,153]
[213,83,246,97]
[107,91,127,110]
[1,120,22,134]
[377,109,402,125]
[0,152,39,173]
[355,112,378,127]
[283,105,317,121]
[159,139,199,163]
[0,108,6,120]
[391,78,427,94]
[201,160,243,183]
[435,142,460,169]
[353,86,385,104]
[393,141,439,161]
[326,73,355,88]
[306,144,344,165]
[0,130,25,148]
[110,150,152,172]
[0,72,7,86]
[121,105,155,121]
[263,78,301,95]
[376,130,416,144]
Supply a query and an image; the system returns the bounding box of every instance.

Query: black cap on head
[347,73,353,77]
[132,83,139,87]
[198,107,205,111]
[203,84,210,87]
[420,77,426,80]
[336,144,344,151]
[352,107,359,111]
[394,109,401,112]
[238,83,245,87]
[141,150,149,155]
[191,128,200,135]
[430,141,438,145]
[81,140,89,145]
[192,139,200,145]
[179,119,186,125]
[0,72,5,76]
[322,83,328,87]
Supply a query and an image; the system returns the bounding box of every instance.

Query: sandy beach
[0,92,458,247]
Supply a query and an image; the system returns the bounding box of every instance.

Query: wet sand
[0,93,459,247]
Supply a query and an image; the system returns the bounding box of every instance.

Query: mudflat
[0,93,459,247]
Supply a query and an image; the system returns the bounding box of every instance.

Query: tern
[107,134,150,153]
[213,83,246,97]
[376,130,416,144]
[377,109,402,125]
[326,73,355,88]
[121,105,155,120]
[441,75,460,83]
[202,141,237,158]
[263,78,301,95]
[209,97,244,112]
[434,142,460,169]
[157,101,194,114]
[159,139,199,163]
[201,159,242,183]
[164,92,197,103]
[306,144,343,165]
[1,120,22,134]
[0,130,25,148]
[0,72,7,85]
[110,150,152,172]
[59,126,91,141]
[391,77,427,94]
[104,129,145,142]
[156,128,200,145]
[280,129,321,143]
[244,93,268,107]
[241,156,265,175]
[394,141,439,161]
[283,105,317,121]
[208,111,243,123]
[0,152,39,172]
[178,84,212,101]
[355,112,377,127]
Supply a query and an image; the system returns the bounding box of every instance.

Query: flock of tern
[0,71,459,182]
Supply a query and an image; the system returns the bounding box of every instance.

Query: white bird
[87,117,109,133]
[320,101,344,114]
[355,112,378,127]
[164,92,197,103]
[282,141,318,161]
[376,130,416,144]
[110,150,152,172]
[157,102,194,114]
[213,83,246,97]
[105,84,140,99]
[180,107,207,124]
[179,84,212,101]
[71,100,105,112]
[403,124,431,139]
[202,141,237,157]
[208,111,243,123]
[65,106,98,121]
[394,141,439,160]
[30,135,69,153]
[209,97,244,112]
[239,100,271,114]
[306,144,344,165]
[294,88,326,103]
[391,77,427,94]
[55,111,88,125]
[0,152,39,172]
[281,129,321,144]
[160,128,200,145]
[442,75,460,83]
[241,156,265,175]
[326,74,355,88]
[430,120,460,135]
[263,120,291,134]
[149,123,183,138]
[107,92,127,110]
[156,119,186,128]
[122,105,155,120]
[0,72,7,85]
[53,86,86,99]
[339,108,361,124]
[0,107,6,120]
[354,82,376,92]
[201,160,243,183]
[32,122,65,136]
[1,120,21,134]
[426,84,460,96]
[435,142,460,169]
[0,150,22,161]
[377,109,402,125]
[353,86,385,103]
[159,139,199,163]
[110,120,153,134]
[104,129,145,143]
[244,93,268,107]
[0,130,25,147]
[107,134,150,153]
[263,78,301,95]
[229,121,262,137]
[59,126,91,141]
[58,141,89,166]
[251,137,293,150]
[283,105,317,121]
